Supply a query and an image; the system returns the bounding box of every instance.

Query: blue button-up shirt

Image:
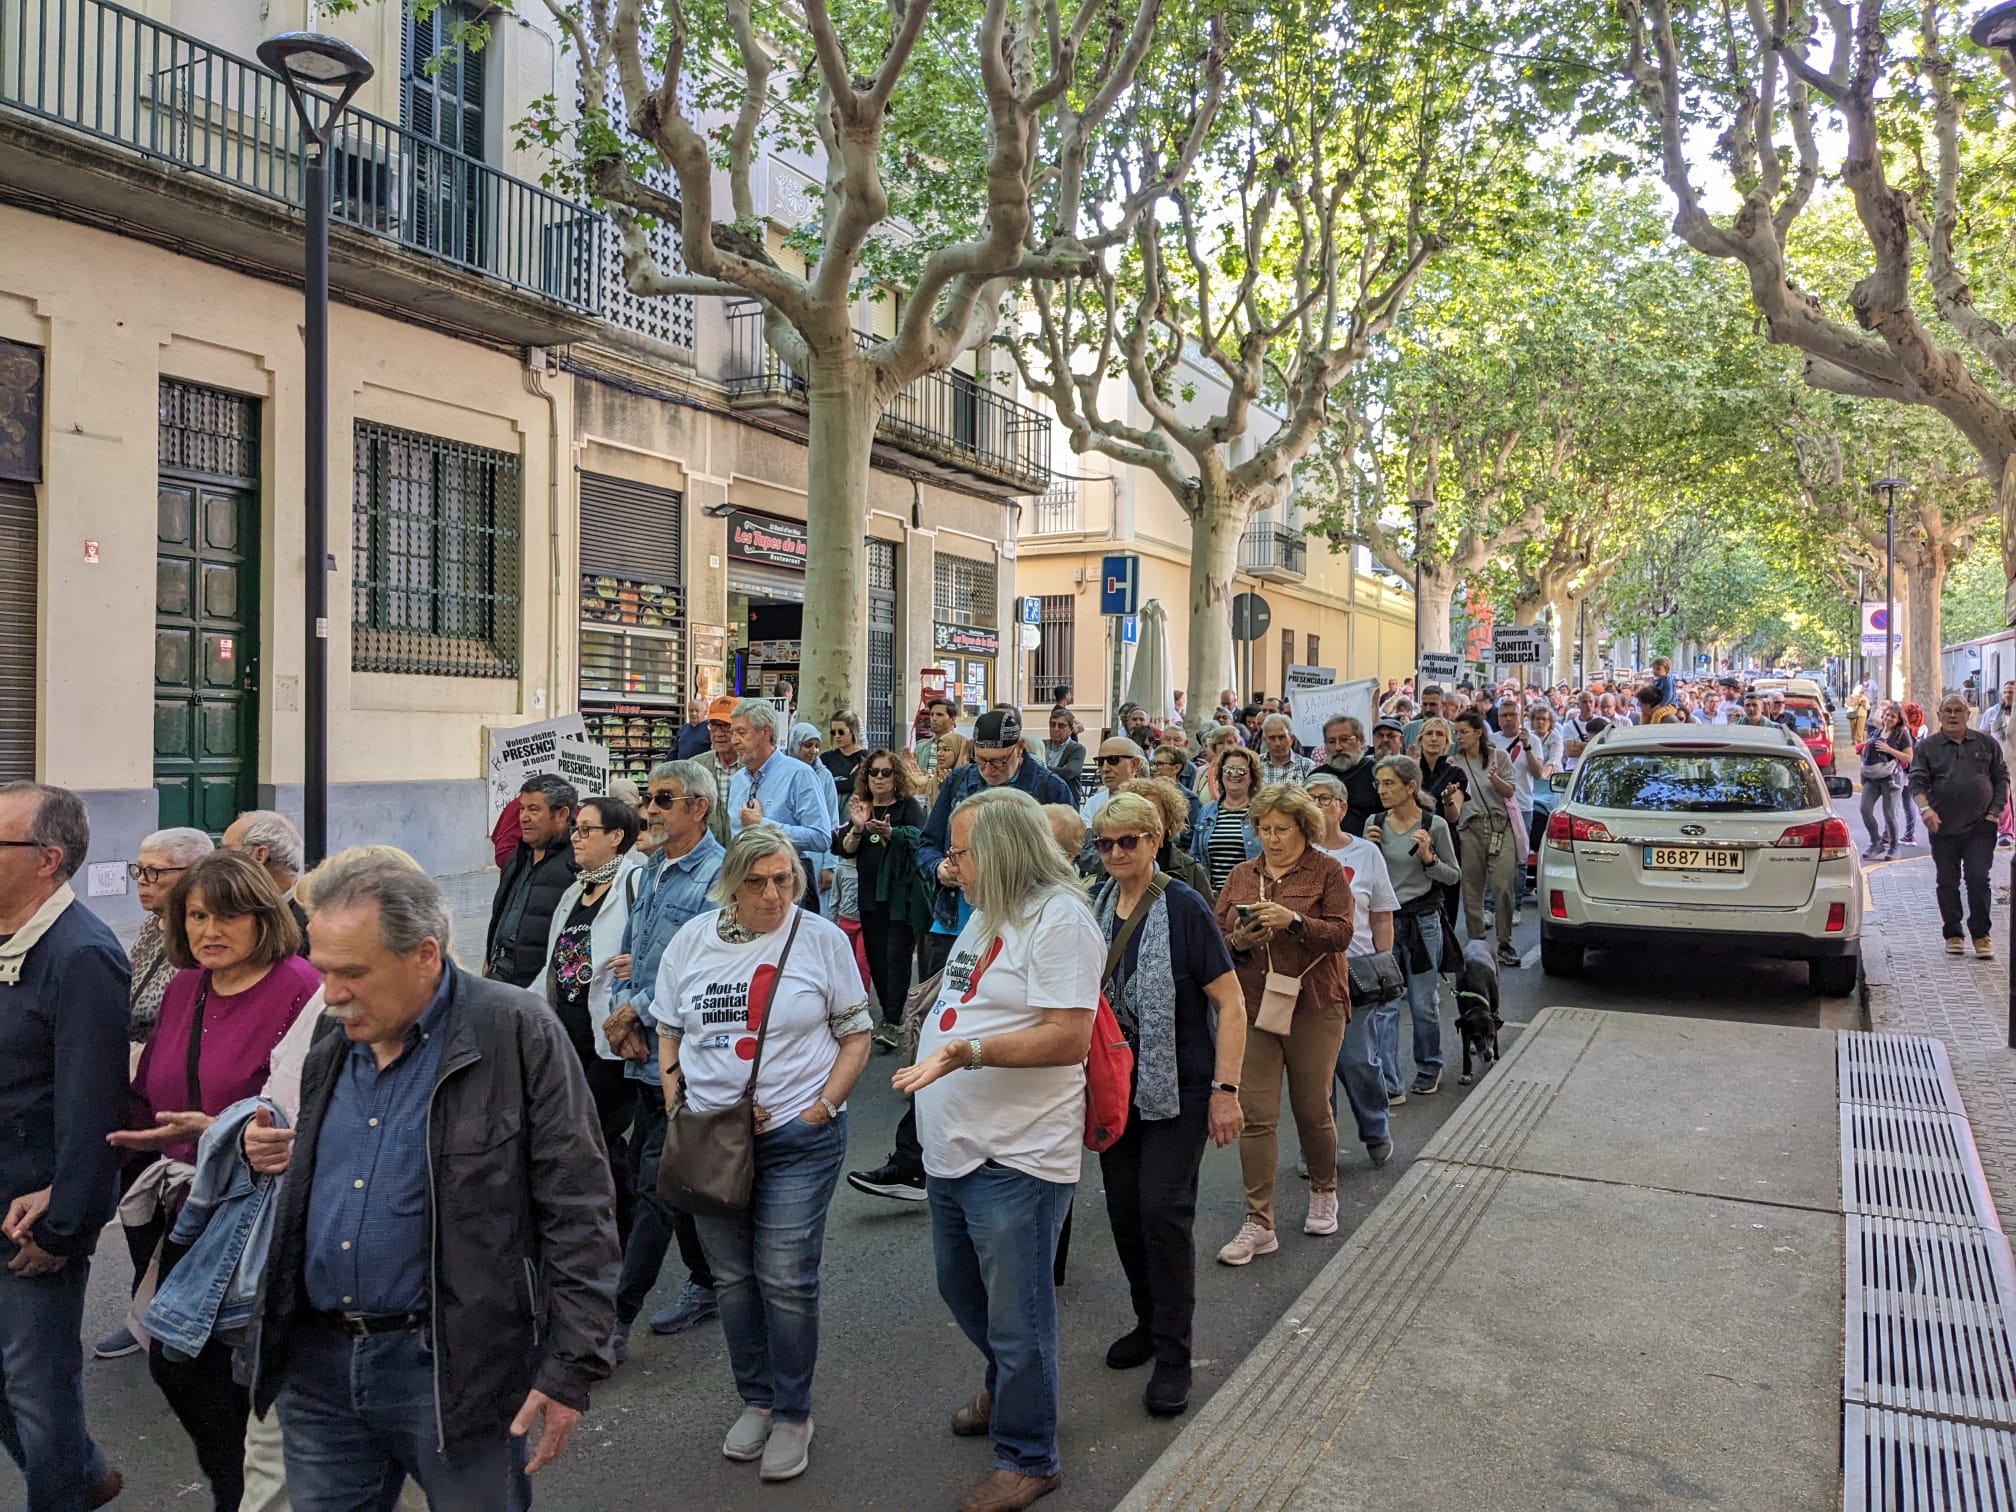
[728,749,832,862]
[616,833,725,1082]
[304,969,453,1315]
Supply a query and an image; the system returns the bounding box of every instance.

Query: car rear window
[1574,752,1824,813]
[1783,706,1824,733]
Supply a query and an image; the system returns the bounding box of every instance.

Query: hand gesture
[1207,1090,1243,1147]
[847,795,870,828]
[3,1186,50,1246]
[1413,828,1435,862]
[243,1107,296,1176]
[610,952,633,983]
[892,1041,967,1095]
[511,1390,582,1475]
[108,1109,215,1153]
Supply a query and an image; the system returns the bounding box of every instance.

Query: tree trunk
[1188,496,1247,719]
[1549,595,1584,685]
[799,363,883,721]
[1416,567,1457,655]
[1903,557,1944,703]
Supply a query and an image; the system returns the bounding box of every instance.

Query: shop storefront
[578,473,685,782]
[933,551,1001,718]
[726,509,807,701]
[933,622,1001,718]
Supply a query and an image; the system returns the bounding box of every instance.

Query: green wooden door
[154,479,258,833]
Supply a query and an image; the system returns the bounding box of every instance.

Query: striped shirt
[1205,804,1253,892]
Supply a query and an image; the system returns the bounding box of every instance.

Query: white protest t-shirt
[656,908,868,1126]
[913,887,1104,1185]
[1322,837,1400,958]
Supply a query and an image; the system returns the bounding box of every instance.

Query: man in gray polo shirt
[1910,694,2010,959]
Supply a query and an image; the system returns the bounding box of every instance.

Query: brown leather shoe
[958,1467,1061,1512]
[950,1389,992,1437]
[88,1466,123,1508]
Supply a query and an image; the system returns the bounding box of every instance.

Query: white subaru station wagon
[1538,722,1862,995]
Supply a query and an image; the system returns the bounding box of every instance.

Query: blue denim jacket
[145,1096,285,1362]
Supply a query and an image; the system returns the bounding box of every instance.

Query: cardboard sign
[486,714,589,826]
[1492,626,1548,666]
[1285,664,1337,695]
[1418,652,1462,685]
[1289,678,1378,751]
[555,737,612,798]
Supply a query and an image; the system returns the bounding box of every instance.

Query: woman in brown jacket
[1211,784,1354,1265]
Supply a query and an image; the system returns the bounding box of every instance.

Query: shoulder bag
[1255,874,1306,1035]
[657,912,803,1218]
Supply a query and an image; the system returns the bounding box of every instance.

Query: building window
[351,422,520,677]
[1031,595,1074,702]
[934,553,998,627]
[1306,634,1320,667]
[1280,628,1294,699]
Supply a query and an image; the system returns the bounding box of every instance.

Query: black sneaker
[1145,1360,1192,1417]
[846,1162,926,1202]
[1105,1326,1155,1370]
[1410,1070,1442,1096]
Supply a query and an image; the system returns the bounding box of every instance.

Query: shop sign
[726,510,808,569]
[934,622,1001,657]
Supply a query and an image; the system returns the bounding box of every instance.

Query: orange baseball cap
[707,695,740,722]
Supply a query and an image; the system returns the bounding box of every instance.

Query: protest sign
[556,737,612,799]
[486,714,588,826]
[1285,664,1337,696]
[1289,678,1378,751]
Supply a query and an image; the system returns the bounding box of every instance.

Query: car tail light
[1825,902,1846,933]
[1775,818,1851,860]
[1544,810,1613,851]
[1550,889,1567,919]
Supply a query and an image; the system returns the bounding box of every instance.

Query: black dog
[1455,939,1502,1086]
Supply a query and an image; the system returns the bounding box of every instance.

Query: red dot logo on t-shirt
[734,1036,758,1061]
[746,964,778,1032]
[939,1007,958,1032]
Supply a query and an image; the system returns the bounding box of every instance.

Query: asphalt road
[14,800,1879,1512]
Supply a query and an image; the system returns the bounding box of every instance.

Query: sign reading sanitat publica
[725,510,808,569]
[935,623,1001,657]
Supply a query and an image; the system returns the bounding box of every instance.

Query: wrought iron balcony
[1240,523,1308,579]
[724,302,1051,496]
[0,0,600,320]
[1030,482,1081,534]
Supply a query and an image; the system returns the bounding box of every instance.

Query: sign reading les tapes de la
[726,511,808,570]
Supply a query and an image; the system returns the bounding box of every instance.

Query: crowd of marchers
[10,654,2000,1512]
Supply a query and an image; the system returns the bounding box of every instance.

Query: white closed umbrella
[1125,598,1176,723]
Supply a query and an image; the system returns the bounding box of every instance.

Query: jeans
[1334,984,1392,1142]
[1374,912,1444,1093]
[1930,817,1998,941]
[928,1163,1074,1478]
[616,1085,715,1326]
[1098,1109,1207,1367]
[691,1114,847,1424]
[150,1335,247,1510]
[1236,999,1349,1228]
[1460,824,1518,947]
[1860,778,1901,850]
[277,1318,528,1512]
[0,1260,108,1512]
[859,908,916,1028]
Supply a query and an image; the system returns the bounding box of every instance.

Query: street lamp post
[1408,497,1432,673]
[1875,476,1905,708]
[257,32,374,869]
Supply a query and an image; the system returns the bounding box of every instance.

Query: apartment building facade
[0,0,1039,923]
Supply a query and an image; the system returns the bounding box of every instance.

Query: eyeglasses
[866,767,896,779]
[645,791,699,809]
[1096,754,1132,766]
[973,752,1015,771]
[742,873,798,894]
[126,862,188,883]
[570,824,613,838]
[944,847,972,864]
[1092,834,1147,855]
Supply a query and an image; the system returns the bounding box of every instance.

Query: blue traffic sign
[1123,614,1139,646]
[1021,596,1041,625]
[1100,554,1140,617]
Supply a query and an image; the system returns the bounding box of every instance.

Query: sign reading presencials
[1285,664,1336,695]
[725,510,808,570]
[485,714,590,826]
[934,622,1001,657]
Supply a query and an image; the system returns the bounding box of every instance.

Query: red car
[1781,695,1834,775]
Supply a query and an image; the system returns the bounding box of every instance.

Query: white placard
[486,714,588,826]
[1289,678,1379,750]
[1285,664,1337,695]
[1492,626,1548,666]
[556,737,613,798]
[1418,652,1462,685]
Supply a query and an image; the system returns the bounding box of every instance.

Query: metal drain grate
[1842,1105,2004,1232]
[1843,1405,2016,1511]
[1842,1033,1967,1116]
[1846,1216,2016,1426]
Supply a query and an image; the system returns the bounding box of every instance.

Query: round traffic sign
[1231,592,1272,642]
[1017,623,1041,651]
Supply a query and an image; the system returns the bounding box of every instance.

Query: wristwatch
[815,1096,841,1121]
[1287,912,1304,935]
[1212,1081,1240,1096]
[965,1037,985,1070]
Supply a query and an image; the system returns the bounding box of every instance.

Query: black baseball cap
[974,709,1022,748]
[1374,717,1405,734]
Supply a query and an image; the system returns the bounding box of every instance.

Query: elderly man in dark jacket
[249,856,618,1506]
[1910,694,2012,958]
[486,773,580,987]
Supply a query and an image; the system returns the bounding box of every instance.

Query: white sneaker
[1304,1189,1339,1236]
[1217,1220,1280,1266]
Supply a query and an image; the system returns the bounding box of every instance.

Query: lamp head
[1970,0,2016,50]
[258,32,373,138]
[1874,477,1908,491]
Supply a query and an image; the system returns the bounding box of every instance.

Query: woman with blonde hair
[894,786,1104,1510]
[1211,785,1354,1265]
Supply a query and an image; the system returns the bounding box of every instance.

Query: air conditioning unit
[327,130,411,235]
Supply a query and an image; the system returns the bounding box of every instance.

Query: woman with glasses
[1087,793,1244,1417]
[819,711,867,809]
[654,825,872,1483]
[543,795,647,1234]
[1191,745,1264,892]
[836,750,929,1045]
[1364,756,1461,1100]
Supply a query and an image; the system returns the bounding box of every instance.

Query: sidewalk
[1861,854,2016,1222]
[1119,1007,1849,1511]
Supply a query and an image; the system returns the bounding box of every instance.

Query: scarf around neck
[1094,879,1181,1122]
[0,883,77,985]
[577,856,624,890]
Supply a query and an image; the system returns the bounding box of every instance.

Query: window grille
[159,380,258,481]
[933,554,997,627]
[1307,634,1320,667]
[600,165,696,350]
[1031,595,1074,700]
[351,422,520,677]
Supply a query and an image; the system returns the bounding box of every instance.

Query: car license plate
[1643,846,1743,872]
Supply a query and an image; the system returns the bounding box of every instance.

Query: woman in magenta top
[110,849,317,1512]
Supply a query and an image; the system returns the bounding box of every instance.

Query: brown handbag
[657,912,803,1218]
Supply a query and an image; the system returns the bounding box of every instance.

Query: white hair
[952,786,1084,930]
[1262,713,1295,736]
[233,810,304,877]
[710,824,805,904]
[733,699,782,739]
[140,826,215,867]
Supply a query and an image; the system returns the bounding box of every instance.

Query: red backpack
[1083,992,1134,1152]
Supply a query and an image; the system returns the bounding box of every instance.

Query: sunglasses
[1097,753,1134,766]
[645,791,701,808]
[866,766,895,778]
[1092,834,1146,855]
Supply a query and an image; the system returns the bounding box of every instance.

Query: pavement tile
[1862,857,2016,1225]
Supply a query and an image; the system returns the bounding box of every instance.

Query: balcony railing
[1030,482,1081,533]
[0,0,599,311]
[1240,523,1308,577]
[724,302,1051,492]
